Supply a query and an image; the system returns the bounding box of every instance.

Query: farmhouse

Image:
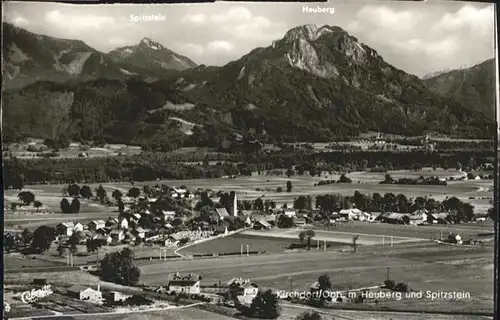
[132,227,146,239]
[119,218,129,230]
[381,212,405,224]
[56,222,75,236]
[170,187,187,198]
[284,210,296,218]
[110,230,124,244]
[73,223,84,232]
[409,212,427,225]
[215,208,230,220]
[294,217,307,227]
[227,279,259,304]
[253,220,271,230]
[430,212,450,224]
[88,220,106,231]
[162,210,176,221]
[168,279,201,294]
[338,209,355,221]
[105,291,131,302]
[67,284,103,303]
[106,218,119,228]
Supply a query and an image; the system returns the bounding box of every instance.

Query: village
[4,174,494,319]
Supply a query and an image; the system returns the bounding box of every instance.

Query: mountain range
[423,59,495,116]
[2,22,495,147]
[2,23,193,89]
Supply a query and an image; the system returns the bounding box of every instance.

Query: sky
[2,1,495,77]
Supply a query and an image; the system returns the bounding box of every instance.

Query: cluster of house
[56,215,218,247]
[56,219,145,245]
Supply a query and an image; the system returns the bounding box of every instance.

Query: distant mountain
[2,23,193,89]
[107,38,197,74]
[423,59,495,116]
[2,24,495,146]
[2,22,124,89]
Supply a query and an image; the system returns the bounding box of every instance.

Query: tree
[299,231,306,244]
[127,187,141,198]
[18,191,35,205]
[4,234,16,252]
[112,189,123,201]
[276,187,283,193]
[250,289,280,319]
[286,181,293,193]
[304,229,315,250]
[60,198,72,213]
[352,235,359,253]
[21,228,33,245]
[338,174,352,183]
[294,196,310,210]
[253,197,264,211]
[57,244,66,256]
[100,248,141,285]
[34,200,43,212]
[71,198,81,213]
[68,233,81,253]
[277,215,294,228]
[286,169,295,177]
[295,311,322,320]
[86,238,105,262]
[31,226,56,252]
[96,185,107,202]
[80,185,93,199]
[68,184,81,197]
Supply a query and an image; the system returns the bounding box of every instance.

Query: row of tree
[3,149,494,188]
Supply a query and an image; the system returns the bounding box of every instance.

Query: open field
[180,233,350,255]
[139,241,494,314]
[278,304,493,320]
[72,308,237,320]
[4,244,177,269]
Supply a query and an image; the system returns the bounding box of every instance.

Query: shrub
[394,282,408,293]
[384,279,395,290]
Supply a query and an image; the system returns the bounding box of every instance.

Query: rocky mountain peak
[282,24,346,43]
[139,37,164,50]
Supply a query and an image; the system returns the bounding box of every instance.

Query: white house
[119,218,129,230]
[168,279,200,294]
[110,230,124,244]
[236,282,259,304]
[162,210,176,221]
[172,187,187,198]
[56,222,75,236]
[73,223,84,232]
[106,291,131,302]
[284,210,296,218]
[339,209,355,221]
[215,208,230,220]
[68,284,103,304]
[88,220,106,231]
[132,227,146,239]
